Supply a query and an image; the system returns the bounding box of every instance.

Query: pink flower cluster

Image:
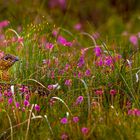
[0,20,9,28]
[128,108,140,116]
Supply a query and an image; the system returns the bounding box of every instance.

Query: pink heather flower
[109,89,117,96]
[15,102,20,108]
[34,104,40,111]
[65,64,70,71]
[57,36,72,47]
[52,29,58,37]
[8,98,13,104]
[95,90,103,95]
[25,94,30,100]
[17,37,23,43]
[78,71,83,78]
[81,127,89,135]
[77,56,85,68]
[128,108,140,116]
[96,57,103,66]
[73,116,79,123]
[60,117,68,124]
[4,90,12,97]
[104,56,113,66]
[49,98,56,106]
[22,107,26,112]
[19,85,29,93]
[65,79,72,87]
[57,36,67,45]
[94,46,102,56]
[0,20,9,28]
[136,110,140,116]
[48,85,54,90]
[61,133,68,140]
[85,69,91,77]
[93,32,100,39]
[76,96,84,105]
[45,43,54,50]
[64,41,73,47]
[74,23,82,31]
[48,83,60,90]
[129,35,138,46]
[24,100,30,107]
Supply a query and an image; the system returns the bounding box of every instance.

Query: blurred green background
[0,0,140,33]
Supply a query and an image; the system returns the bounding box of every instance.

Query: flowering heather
[0,20,9,28]
[34,104,40,111]
[65,79,72,87]
[74,23,82,31]
[15,102,20,108]
[94,46,102,57]
[109,89,117,95]
[8,98,13,104]
[95,90,104,95]
[61,133,68,140]
[19,85,29,93]
[72,116,79,123]
[85,69,91,77]
[76,96,84,105]
[24,100,30,107]
[77,56,85,68]
[128,109,140,116]
[60,117,68,124]
[129,35,138,46]
[45,43,54,50]
[57,36,72,47]
[81,127,89,135]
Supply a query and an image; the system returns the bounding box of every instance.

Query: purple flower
[19,85,29,93]
[104,56,113,66]
[25,94,30,100]
[136,110,140,116]
[57,36,72,47]
[45,43,54,50]
[81,127,89,135]
[96,57,103,66]
[95,90,103,95]
[8,98,13,104]
[34,104,40,111]
[77,56,85,68]
[0,20,9,28]
[60,117,68,124]
[65,79,72,87]
[61,133,68,140]
[129,35,138,46]
[85,69,91,77]
[94,46,102,56]
[15,102,20,108]
[74,23,82,31]
[93,32,100,39]
[109,89,117,96]
[24,100,30,107]
[73,116,79,123]
[76,96,84,105]
[57,36,67,45]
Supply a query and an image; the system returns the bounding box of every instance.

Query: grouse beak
[14,57,19,61]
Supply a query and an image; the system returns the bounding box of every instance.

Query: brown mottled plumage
[0,54,19,81]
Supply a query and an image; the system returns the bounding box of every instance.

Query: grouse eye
[4,56,11,61]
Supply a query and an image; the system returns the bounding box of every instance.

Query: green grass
[0,18,140,140]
